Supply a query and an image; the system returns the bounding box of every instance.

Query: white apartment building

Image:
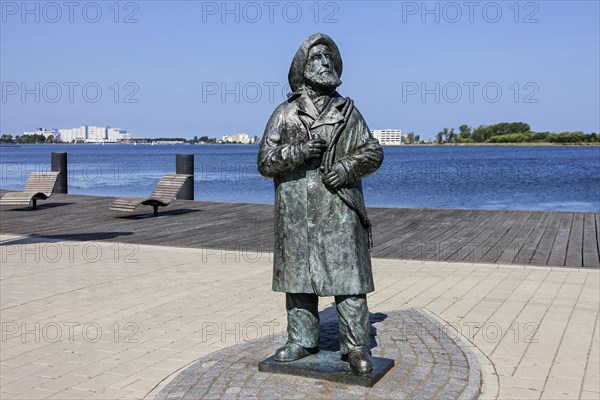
[58,126,87,143]
[108,128,131,141]
[57,126,131,143]
[222,133,250,144]
[87,126,108,142]
[371,129,404,145]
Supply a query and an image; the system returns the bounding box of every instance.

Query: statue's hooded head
[288,33,343,95]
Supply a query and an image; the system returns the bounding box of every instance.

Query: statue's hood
[288,33,343,93]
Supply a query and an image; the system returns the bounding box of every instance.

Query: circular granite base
[156,308,480,400]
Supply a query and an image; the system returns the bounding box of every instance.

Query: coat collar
[295,92,347,128]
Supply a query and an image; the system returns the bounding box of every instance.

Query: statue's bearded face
[303,44,341,92]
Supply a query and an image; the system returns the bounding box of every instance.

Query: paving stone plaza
[0,234,598,399]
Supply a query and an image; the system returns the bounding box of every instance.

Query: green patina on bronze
[258,33,385,375]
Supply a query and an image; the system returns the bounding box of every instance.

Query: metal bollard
[176,154,194,200]
[51,152,68,193]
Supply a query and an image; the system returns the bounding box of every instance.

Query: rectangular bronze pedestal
[258,351,394,387]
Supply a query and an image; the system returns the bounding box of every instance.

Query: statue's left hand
[322,163,348,189]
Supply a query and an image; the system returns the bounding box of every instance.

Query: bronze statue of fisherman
[258,33,384,374]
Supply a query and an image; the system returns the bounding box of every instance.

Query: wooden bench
[0,172,60,210]
[109,174,193,216]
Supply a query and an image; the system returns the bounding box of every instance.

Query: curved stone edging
[156,308,481,400]
[415,309,481,400]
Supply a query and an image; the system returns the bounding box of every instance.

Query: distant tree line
[191,135,218,144]
[0,134,57,144]
[433,122,598,144]
[405,132,421,144]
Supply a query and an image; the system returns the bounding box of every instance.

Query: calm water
[0,144,598,211]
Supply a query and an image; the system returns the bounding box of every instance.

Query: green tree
[502,122,530,135]
[487,133,533,143]
[547,131,585,143]
[406,132,415,144]
[447,128,458,144]
[0,134,13,143]
[436,129,447,144]
[473,122,532,142]
[531,132,550,142]
[414,134,420,143]
[458,124,472,141]
[17,134,46,144]
[472,125,487,142]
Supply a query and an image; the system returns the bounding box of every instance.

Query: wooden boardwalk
[0,191,598,268]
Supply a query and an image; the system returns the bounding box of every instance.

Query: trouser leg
[286,293,320,349]
[335,294,370,355]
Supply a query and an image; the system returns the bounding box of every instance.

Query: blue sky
[1,0,599,139]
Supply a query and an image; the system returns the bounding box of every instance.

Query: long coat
[257,91,384,296]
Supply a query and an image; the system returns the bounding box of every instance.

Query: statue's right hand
[301,138,327,160]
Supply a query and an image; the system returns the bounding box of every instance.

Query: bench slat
[23,172,59,196]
